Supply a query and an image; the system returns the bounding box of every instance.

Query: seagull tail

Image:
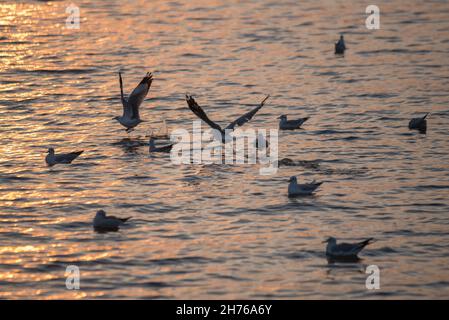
[423,113,430,120]
[119,72,125,103]
[358,238,374,249]
[120,217,132,223]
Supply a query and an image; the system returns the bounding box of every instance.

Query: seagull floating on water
[186,95,270,143]
[324,237,374,259]
[45,148,83,166]
[288,176,322,196]
[408,113,429,133]
[113,72,153,133]
[278,115,309,130]
[149,137,173,153]
[335,35,346,54]
[93,210,131,231]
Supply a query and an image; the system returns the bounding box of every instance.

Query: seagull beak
[288,177,293,182]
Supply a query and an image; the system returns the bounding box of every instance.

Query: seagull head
[288,176,297,183]
[322,237,337,244]
[47,147,55,155]
[340,34,344,40]
[278,115,287,120]
[96,210,107,218]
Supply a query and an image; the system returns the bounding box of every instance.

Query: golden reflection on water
[0,0,449,299]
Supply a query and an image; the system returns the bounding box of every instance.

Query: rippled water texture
[1,0,449,299]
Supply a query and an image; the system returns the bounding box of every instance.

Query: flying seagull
[45,148,83,166]
[288,176,322,197]
[149,137,173,153]
[93,210,131,231]
[408,113,429,133]
[278,115,309,130]
[335,35,346,54]
[186,94,270,143]
[324,237,374,259]
[113,71,153,133]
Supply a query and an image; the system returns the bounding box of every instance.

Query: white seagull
[288,176,322,197]
[278,115,309,130]
[186,94,270,143]
[113,71,153,133]
[408,113,429,133]
[45,148,83,166]
[149,137,174,153]
[93,210,131,231]
[335,35,346,54]
[324,237,374,259]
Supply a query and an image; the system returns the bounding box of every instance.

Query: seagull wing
[127,72,153,119]
[337,39,346,49]
[301,181,322,191]
[354,238,374,251]
[119,72,133,118]
[225,95,270,131]
[54,151,83,163]
[337,238,373,256]
[158,144,174,153]
[186,95,223,132]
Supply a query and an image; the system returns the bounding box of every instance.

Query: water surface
[1,0,449,299]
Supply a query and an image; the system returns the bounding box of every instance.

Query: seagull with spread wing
[113,71,153,133]
[185,94,270,143]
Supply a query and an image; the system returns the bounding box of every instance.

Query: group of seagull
[43,35,431,260]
